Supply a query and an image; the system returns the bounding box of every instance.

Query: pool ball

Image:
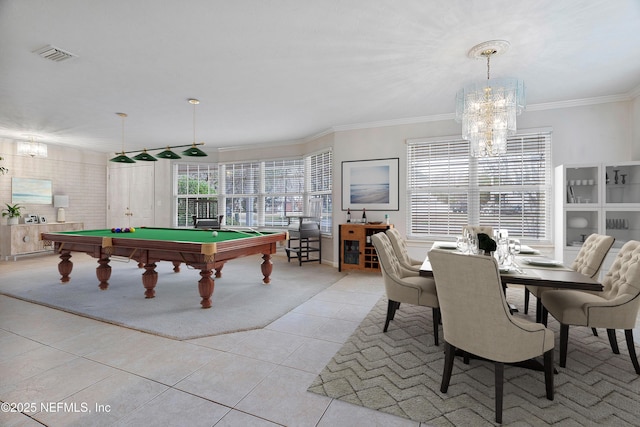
[115,228,121,233]
[130,227,135,232]
[111,228,116,233]
[212,231,218,237]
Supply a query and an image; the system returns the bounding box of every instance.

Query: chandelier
[18,135,48,158]
[455,40,525,157]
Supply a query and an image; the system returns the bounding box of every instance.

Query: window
[307,150,333,233]
[407,131,552,243]
[263,159,305,227]
[220,162,260,227]
[202,148,333,233]
[175,163,218,227]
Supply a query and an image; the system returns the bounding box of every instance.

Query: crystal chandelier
[455,40,525,157]
[18,135,48,158]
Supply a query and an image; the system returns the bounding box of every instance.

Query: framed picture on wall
[341,157,399,211]
[11,178,53,205]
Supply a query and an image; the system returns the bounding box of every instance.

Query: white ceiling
[1,0,639,155]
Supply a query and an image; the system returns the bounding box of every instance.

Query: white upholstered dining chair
[385,228,422,272]
[541,240,640,374]
[525,233,615,322]
[371,232,440,345]
[429,249,555,424]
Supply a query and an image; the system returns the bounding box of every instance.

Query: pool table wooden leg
[214,263,224,278]
[58,251,73,283]
[172,261,181,272]
[261,254,273,284]
[96,257,112,290]
[198,269,214,308]
[141,262,158,298]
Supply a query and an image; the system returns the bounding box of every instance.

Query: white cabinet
[0,222,83,260]
[555,162,640,277]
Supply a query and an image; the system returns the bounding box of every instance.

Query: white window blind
[221,161,260,227]
[407,132,552,242]
[263,159,305,227]
[306,149,333,233]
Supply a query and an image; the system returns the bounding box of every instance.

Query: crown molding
[217,137,303,152]
[331,113,455,133]
[526,93,634,111]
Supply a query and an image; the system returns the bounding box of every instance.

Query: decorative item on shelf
[346,208,351,223]
[2,203,23,225]
[53,195,69,223]
[621,174,626,184]
[385,214,390,225]
[606,172,610,184]
[362,208,366,223]
[567,184,575,203]
[614,169,620,184]
[568,217,588,228]
[455,40,525,157]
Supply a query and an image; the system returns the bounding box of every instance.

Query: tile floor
[0,255,424,427]
[3,254,638,427]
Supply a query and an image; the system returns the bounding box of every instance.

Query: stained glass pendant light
[182,99,208,157]
[110,113,136,163]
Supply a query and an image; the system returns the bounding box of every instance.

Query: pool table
[40,227,289,308]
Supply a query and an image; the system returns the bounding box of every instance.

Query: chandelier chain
[486,54,491,80]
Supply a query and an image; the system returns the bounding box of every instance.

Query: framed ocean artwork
[11,177,53,205]
[341,158,399,211]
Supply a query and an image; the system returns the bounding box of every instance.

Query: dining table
[421,241,603,372]
[420,241,603,293]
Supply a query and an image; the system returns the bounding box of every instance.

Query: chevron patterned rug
[308,289,640,426]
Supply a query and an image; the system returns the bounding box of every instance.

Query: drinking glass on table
[508,239,521,266]
[456,236,468,253]
[467,234,479,255]
[496,238,510,266]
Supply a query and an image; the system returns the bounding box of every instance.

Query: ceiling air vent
[33,45,77,62]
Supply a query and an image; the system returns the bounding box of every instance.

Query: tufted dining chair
[385,228,423,272]
[429,249,554,424]
[541,240,640,374]
[525,233,614,322]
[371,232,440,345]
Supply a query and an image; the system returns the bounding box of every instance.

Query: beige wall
[0,139,107,230]
[0,99,636,267]
[632,93,640,160]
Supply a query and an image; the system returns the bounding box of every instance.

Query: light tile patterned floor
[2,254,638,426]
[0,254,424,427]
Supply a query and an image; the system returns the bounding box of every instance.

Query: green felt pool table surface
[40,227,289,308]
[57,227,280,243]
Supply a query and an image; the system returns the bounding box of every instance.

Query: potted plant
[2,203,23,225]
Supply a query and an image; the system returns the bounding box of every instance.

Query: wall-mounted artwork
[11,178,53,204]
[342,158,399,211]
